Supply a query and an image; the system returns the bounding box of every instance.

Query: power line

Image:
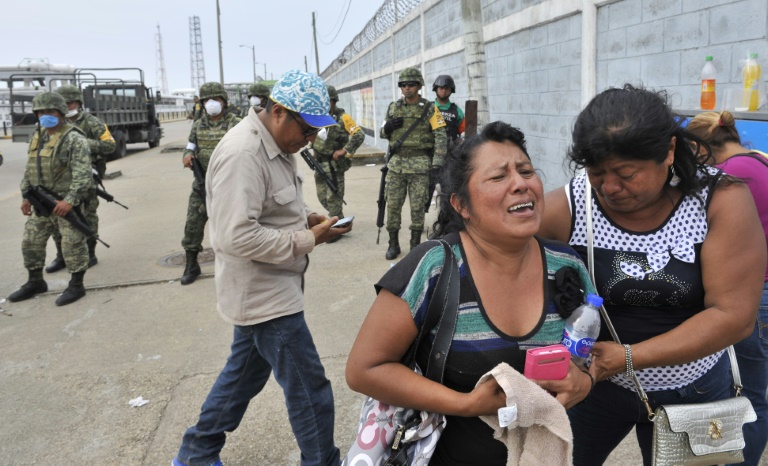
[319,0,350,39]
[319,0,353,45]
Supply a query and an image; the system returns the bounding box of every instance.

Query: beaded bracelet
[623,344,634,378]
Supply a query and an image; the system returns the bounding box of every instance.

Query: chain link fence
[321,0,425,78]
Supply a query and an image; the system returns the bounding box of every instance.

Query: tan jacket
[205,107,316,326]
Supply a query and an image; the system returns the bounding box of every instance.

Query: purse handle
[404,240,460,384]
[583,176,743,419]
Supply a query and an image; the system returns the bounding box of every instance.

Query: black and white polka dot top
[566,169,724,392]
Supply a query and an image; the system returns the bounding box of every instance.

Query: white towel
[477,362,573,466]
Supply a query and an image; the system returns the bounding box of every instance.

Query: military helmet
[32,92,68,115]
[199,82,228,102]
[432,75,455,93]
[398,67,424,86]
[56,84,83,103]
[326,85,339,101]
[248,82,271,98]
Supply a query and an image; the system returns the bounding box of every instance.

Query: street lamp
[239,44,256,82]
[256,62,267,81]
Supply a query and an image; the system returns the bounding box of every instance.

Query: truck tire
[148,126,161,148]
[110,131,127,160]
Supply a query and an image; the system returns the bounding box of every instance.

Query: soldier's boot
[385,230,401,260]
[180,250,201,285]
[410,229,423,250]
[56,271,86,307]
[8,269,48,303]
[44,241,66,273]
[87,239,98,268]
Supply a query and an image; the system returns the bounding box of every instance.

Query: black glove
[383,117,404,135]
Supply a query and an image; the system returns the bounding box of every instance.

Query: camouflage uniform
[381,74,447,256]
[310,100,364,218]
[45,85,116,271]
[181,109,242,253]
[21,125,93,273]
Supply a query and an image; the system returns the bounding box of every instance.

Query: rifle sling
[35,128,44,188]
[389,101,433,160]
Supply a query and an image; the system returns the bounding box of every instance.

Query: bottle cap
[586,293,604,307]
[749,52,758,59]
[706,56,713,61]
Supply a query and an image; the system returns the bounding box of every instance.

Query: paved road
[1,120,757,464]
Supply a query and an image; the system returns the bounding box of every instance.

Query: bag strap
[404,240,460,384]
[583,176,743,418]
[388,100,433,159]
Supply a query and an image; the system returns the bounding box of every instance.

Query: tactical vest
[438,102,460,142]
[26,125,80,193]
[195,111,240,168]
[387,98,435,151]
[312,107,349,158]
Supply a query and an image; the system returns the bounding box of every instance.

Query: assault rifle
[23,185,110,248]
[190,155,206,206]
[375,162,388,245]
[92,168,128,209]
[299,149,346,205]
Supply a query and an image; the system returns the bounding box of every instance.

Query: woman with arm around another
[685,110,768,466]
[538,84,766,465]
[347,122,596,465]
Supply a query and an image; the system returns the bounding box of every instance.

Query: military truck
[10,67,162,160]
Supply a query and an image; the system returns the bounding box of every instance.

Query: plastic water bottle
[562,293,603,365]
[742,53,761,111]
[700,56,716,110]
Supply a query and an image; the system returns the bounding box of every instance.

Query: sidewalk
[0,121,649,464]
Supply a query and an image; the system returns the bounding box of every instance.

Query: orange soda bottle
[700,56,716,110]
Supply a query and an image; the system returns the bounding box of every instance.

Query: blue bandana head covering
[271,70,335,128]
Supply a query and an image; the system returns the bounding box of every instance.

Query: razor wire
[321,0,424,78]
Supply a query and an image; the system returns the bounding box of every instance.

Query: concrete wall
[325,0,768,190]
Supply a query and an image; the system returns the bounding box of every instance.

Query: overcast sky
[2,0,383,92]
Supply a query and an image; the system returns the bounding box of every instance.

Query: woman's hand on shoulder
[534,361,595,409]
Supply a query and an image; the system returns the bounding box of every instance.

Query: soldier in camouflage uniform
[42,85,116,273]
[380,67,447,259]
[180,82,242,285]
[242,82,271,117]
[8,92,93,306]
[310,85,364,242]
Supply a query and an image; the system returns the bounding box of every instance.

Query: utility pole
[461,0,489,129]
[240,44,256,82]
[304,56,308,72]
[216,0,224,84]
[312,12,320,74]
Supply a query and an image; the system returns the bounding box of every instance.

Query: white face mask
[204,99,223,116]
[65,108,79,118]
[249,96,260,106]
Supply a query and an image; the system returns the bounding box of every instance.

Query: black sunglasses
[286,110,321,138]
[399,81,419,88]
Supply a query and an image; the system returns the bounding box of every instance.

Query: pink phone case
[524,344,570,380]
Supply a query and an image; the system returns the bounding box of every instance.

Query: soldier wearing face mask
[40,85,116,273]
[8,92,93,306]
[179,82,242,285]
[242,82,271,117]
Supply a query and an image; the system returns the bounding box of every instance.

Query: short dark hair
[567,83,720,199]
[431,121,531,238]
